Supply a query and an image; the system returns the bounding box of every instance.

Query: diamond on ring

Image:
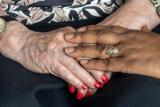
[105,47,119,57]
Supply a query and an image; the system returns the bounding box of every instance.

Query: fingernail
[65,48,75,53]
[69,86,76,94]
[76,91,83,100]
[65,34,74,40]
[81,84,88,90]
[86,91,91,97]
[80,60,88,64]
[100,83,104,88]
[101,75,109,84]
[94,81,101,88]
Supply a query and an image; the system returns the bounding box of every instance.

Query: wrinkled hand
[0,23,105,99]
[99,0,160,30]
[14,27,102,91]
[65,26,160,79]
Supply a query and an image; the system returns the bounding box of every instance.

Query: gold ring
[105,46,119,57]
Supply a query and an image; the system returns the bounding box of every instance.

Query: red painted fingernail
[69,86,76,94]
[94,81,101,88]
[100,83,104,88]
[101,75,109,84]
[76,91,83,100]
[81,84,88,90]
[86,91,91,97]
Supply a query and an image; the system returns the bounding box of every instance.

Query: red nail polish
[94,81,101,88]
[76,91,83,100]
[69,86,76,94]
[101,75,109,84]
[86,91,91,97]
[100,83,104,88]
[81,84,88,90]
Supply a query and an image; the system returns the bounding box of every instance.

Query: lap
[0,55,76,107]
[79,74,160,107]
[1,56,160,107]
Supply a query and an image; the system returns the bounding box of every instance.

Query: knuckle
[103,60,109,70]
[80,32,87,39]
[95,45,106,58]
[96,29,104,37]
[65,26,75,31]
[125,56,137,66]
[56,31,65,36]
[93,71,103,76]
[58,71,73,83]
[48,41,57,50]
[76,44,84,51]
[86,25,95,30]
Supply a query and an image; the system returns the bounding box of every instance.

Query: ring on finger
[105,46,119,57]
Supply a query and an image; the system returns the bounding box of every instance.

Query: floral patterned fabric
[0,0,124,25]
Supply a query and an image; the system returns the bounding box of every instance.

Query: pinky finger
[53,64,88,90]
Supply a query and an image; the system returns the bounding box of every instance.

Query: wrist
[127,0,160,29]
[0,21,34,61]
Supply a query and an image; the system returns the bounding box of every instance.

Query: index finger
[65,29,122,45]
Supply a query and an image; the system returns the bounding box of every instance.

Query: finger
[76,89,87,100]
[89,70,110,87]
[80,59,108,71]
[65,44,122,59]
[65,29,122,45]
[86,88,97,97]
[105,26,128,34]
[65,45,112,59]
[51,30,78,48]
[63,56,101,89]
[78,25,128,33]
[77,25,107,32]
[105,72,112,80]
[80,58,124,72]
[68,84,76,94]
[55,26,76,33]
[54,63,86,90]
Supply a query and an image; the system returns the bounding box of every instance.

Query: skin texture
[78,0,160,97]
[77,0,160,97]
[99,0,160,30]
[0,21,103,95]
[1,0,160,99]
[65,26,160,79]
[0,9,103,99]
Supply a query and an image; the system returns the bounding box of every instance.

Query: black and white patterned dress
[0,0,124,26]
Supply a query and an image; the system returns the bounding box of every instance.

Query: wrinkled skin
[65,26,160,79]
[0,25,101,96]
[99,0,160,30]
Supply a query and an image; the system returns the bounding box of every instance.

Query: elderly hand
[99,0,160,30]
[65,26,160,79]
[0,22,103,99]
